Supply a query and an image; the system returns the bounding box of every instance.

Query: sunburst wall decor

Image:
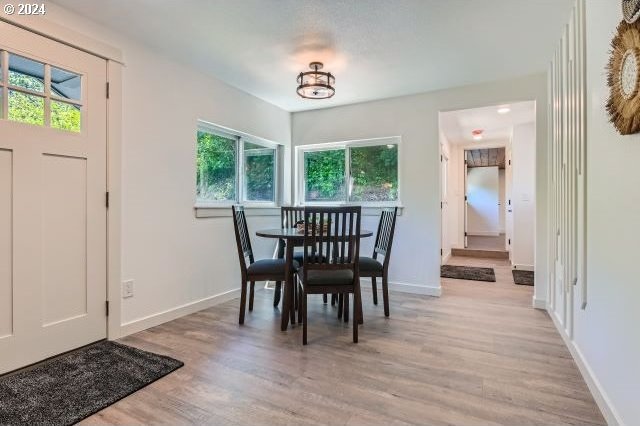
[607,20,640,135]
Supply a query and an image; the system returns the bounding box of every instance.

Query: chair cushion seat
[298,267,354,286]
[247,259,299,277]
[359,256,383,273]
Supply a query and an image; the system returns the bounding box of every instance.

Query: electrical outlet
[122,279,134,298]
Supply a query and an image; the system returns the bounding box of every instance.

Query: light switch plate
[122,279,134,298]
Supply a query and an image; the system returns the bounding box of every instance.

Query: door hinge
[508,159,511,166]
[440,249,443,256]
[106,82,110,99]
[508,199,511,206]
[508,238,511,245]
[105,300,110,317]
[105,191,110,208]
[464,232,468,237]
[440,201,443,209]
[465,195,468,201]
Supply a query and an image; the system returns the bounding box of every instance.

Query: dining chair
[273,206,305,307]
[358,207,398,317]
[232,205,298,324]
[297,206,362,344]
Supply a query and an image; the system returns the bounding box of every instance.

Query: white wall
[567,1,640,424]
[498,168,506,233]
[292,74,548,298]
[28,5,292,333]
[466,167,499,236]
[511,122,536,269]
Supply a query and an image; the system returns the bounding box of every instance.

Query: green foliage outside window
[350,145,398,201]
[196,131,236,202]
[5,72,80,131]
[244,142,275,201]
[304,149,346,202]
[304,144,399,202]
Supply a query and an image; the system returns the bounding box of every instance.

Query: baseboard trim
[512,263,534,271]
[441,250,452,264]
[548,307,623,426]
[467,231,500,237]
[532,297,546,310]
[388,281,441,297]
[119,288,241,337]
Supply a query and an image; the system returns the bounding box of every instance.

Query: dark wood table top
[256,228,374,240]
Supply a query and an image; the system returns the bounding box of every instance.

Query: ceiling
[52,0,573,112]
[466,148,506,169]
[439,101,536,146]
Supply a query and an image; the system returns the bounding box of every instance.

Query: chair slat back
[281,206,304,228]
[373,207,398,263]
[232,205,254,271]
[303,206,361,271]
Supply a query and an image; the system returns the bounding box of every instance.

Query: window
[196,123,278,205]
[298,138,400,204]
[0,51,82,132]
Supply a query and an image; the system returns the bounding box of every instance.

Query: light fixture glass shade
[297,62,335,99]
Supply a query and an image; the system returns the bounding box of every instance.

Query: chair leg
[302,291,308,345]
[291,277,297,325]
[343,293,349,323]
[382,275,390,317]
[331,293,337,306]
[273,281,282,307]
[337,293,344,319]
[297,281,303,324]
[353,289,359,343]
[323,293,328,304]
[249,281,255,312]
[371,277,378,305]
[239,280,247,325]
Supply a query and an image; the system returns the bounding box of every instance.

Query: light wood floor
[82,256,605,425]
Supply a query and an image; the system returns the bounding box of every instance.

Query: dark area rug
[513,269,534,286]
[441,265,496,282]
[0,340,183,426]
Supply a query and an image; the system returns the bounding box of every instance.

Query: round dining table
[255,227,374,331]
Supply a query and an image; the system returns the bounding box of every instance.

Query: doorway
[438,101,536,283]
[464,148,506,252]
[0,21,108,374]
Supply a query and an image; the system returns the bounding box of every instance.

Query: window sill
[194,204,403,218]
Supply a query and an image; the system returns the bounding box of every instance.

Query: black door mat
[441,265,496,282]
[513,269,534,286]
[0,340,183,425]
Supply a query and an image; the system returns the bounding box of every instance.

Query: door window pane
[349,144,399,202]
[196,130,237,202]
[51,66,81,101]
[8,53,44,93]
[8,90,44,125]
[51,100,81,132]
[244,142,275,202]
[304,149,346,202]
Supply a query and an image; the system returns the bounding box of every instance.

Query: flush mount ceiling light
[296,62,335,99]
[472,129,484,141]
[497,106,511,114]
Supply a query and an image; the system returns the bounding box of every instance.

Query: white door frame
[1,15,125,340]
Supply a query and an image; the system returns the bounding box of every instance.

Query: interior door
[440,153,449,261]
[463,154,468,247]
[0,22,107,374]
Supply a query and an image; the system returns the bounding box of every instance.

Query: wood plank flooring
[82,256,605,425]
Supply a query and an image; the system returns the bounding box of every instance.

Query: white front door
[0,22,108,374]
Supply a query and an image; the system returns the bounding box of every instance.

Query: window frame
[195,121,280,208]
[296,136,402,207]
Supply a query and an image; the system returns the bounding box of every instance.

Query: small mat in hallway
[512,269,534,286]
[0,340,183,426]
[441,265,496,282]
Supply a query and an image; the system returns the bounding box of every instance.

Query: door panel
[41,154,88,326]
[0,21,107,374]
[0,150,12,339]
